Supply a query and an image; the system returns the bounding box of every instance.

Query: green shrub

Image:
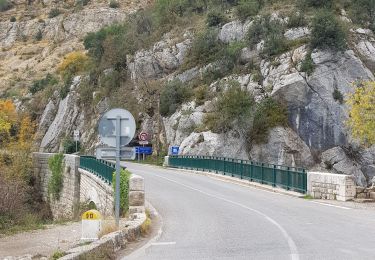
[300,0,333,8]
[235,0,260,21]
[29,73,58,94]
[48,8,61,18]
[112,169,130,216]
[109,0,119,8]
[51,250,66,260]
[48,153,64,201]
[310,9,347,51]
[10,16,16,22]
[194,85,209,106]
[332,88,343,104]
[160,80,192,116]
[189,28,222,65]
[247,98,288,145]
[348,0,375,31]
[0,0,11,11]
[34,29,42,41]
[247,16,287,57]
[206,10,227,27]
[287,11,306,28]
[300,52,315,75]
[62,137,80,154]
[205,82,255,133]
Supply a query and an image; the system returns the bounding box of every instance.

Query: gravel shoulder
[0,222,81,259]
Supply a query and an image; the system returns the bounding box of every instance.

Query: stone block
[129,206,145,214]
[129,175,144,191]
[356,192,367,199]
[370,192,375,199]
[129,191,145,207]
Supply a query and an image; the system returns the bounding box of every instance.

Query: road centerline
[132,168,300,260]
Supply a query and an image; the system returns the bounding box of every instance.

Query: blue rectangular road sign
[171,146,179,155]
[136,147,153,155]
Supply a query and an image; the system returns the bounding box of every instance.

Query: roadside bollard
[81,209,102,241]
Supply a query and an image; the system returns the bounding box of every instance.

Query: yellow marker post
[81,210,102,241]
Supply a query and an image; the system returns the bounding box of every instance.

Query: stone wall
[307,171,356,201]
[79,168,114,217]
[33,153,80,219]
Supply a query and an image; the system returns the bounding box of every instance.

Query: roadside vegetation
[346,81,375,147]
[0,100,52,235]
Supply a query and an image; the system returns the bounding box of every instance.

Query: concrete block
[129,191,145,207]
[129,175,144,191]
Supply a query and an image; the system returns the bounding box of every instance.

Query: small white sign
[73,130,80,141]
[81,210,102,241]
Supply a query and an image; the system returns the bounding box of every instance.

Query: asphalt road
[122,162,375,260]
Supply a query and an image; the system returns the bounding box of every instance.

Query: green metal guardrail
[80,156,116,184]
[169,155,307,193]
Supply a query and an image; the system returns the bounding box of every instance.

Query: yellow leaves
[0,100,16,134]
[57,51,90,78]
[346,81,375,146]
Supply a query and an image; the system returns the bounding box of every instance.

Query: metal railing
[80,156,115,184]
[169,155,307,193]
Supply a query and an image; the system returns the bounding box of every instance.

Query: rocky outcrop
[218,20,252,43]
[250,127,314,168]
[264,46,374,151]
[39,77,81,152]
[284,27,310,41]
[320,147,367,186]
[128,38,192,81]
[0,8,126,49]
[179,131,249,160]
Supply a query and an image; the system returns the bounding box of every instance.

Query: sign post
[98,109,136,227]
[138,132,148,161]
[73,130,80,153]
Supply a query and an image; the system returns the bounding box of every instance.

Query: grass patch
[140,209,152,236]
[303,194,314,200]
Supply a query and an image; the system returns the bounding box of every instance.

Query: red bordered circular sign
[138,132,148,141]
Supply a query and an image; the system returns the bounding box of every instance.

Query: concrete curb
[59,213,147,260]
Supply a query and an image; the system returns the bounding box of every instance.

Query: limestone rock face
[320,147,367,186]
[284,27,310,41]
[264,47,374,151]
[250,127,314,168]
[218,20,252,43]
[128,38,192,81]
[179,131,249,160]
[163,102,205,146]
[39,78,81,152]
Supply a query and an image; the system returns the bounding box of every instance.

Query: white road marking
[151,242,176,246]
[132,168,300,260]
[310,201,351,210]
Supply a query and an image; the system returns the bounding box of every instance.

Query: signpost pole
[115,116,121,228]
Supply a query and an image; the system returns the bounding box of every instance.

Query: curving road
[122,162,375,260]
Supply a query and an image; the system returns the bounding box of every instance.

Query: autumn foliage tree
[346,81,375,146]
[0,100,49,232]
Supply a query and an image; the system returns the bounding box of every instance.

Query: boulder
[320,147,367,186]
[218,20,252,43]
[250,127,314,168]
[179,131,249,160]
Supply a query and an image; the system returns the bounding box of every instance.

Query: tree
[346,81,375,146]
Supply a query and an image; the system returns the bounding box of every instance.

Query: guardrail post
[287,167,290,190]
[261,163,264,184]
[273,165,276,187]
[240,160,243,179]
